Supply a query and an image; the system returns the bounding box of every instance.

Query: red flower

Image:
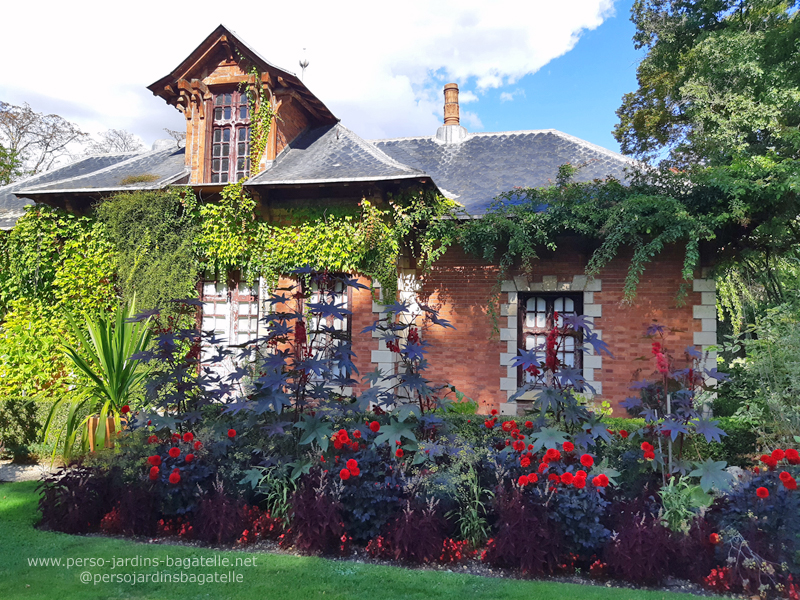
[563,442,575,453]
[339,469,351,481]
[780,471,793,482]
[147,455,162,467]
[784,478,797,490]
[353,430,362,439]
[575,470,587,479]
[538,462,548,474]
[182,432,194,442]
[171,433,180,441]
[169,471,181,485]
[369,421,380,433]
[524,420,533,428]
[644,450,655,460]
[597,474,609,487]
[772,449,785,461]
[185,454,194,463]
[548,473,559,483]
[148,435,158,444]
[580,454,594,468]
[521,457,532,468]
[193,441,202,450]
[149,466,160,480]
[518,475,529,486]
[754,466,760,474]
[228,429,237,438]
[545,448,561,461]
[573,476,586,489]
[529,474,539,483]
[120,405,130,414]
[756,487,769,499]
[490,409,498,415]
[709,533,721,545]
[346,459,358,471]
[395,448,404,458]
[619,430,629,439]
[502,420,515,432]
[334,439,343,450]
[168,447,180,458]
[484,420,494,429]
[561,472,574,485]
[786,449,800,464]
[350,466,360,477]
[641,442,654,452]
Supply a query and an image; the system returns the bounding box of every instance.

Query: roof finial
[299,49,309,81]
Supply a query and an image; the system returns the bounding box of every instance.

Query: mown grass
[0,480,693,600]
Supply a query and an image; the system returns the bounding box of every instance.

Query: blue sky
[1,0,643,156]
[467,0,642,152]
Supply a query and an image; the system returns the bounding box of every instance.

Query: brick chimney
[436,83,468,144]
[443,83,460,126]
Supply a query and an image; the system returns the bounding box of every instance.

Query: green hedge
[0,397,81,461]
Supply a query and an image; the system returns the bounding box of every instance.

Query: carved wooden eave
[147,24,337,126]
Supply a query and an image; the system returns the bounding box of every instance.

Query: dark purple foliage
[37,467,116,534]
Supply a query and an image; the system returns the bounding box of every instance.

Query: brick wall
[417,242,710,416]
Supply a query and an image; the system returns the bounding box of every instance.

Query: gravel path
[0,460,58,483]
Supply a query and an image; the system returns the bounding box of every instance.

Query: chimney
[436,83,468,144]
[443,83,460,126]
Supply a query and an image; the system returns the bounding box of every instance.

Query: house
[2,26,717,415]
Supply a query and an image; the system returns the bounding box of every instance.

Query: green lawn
[0,480,694,600]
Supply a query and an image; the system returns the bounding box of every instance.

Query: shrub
[0,398,39,461]
[282,474,348,556]
[603,498,673,586]
[549,484,610,558]
[38,467,116,534]
[193,483,247,545]
[381,499,446,563]
[481,489,562,576]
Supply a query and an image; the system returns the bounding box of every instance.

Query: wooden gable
[147,25,337,184]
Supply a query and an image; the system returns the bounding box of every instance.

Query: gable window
[210,91,250,183]
[518,293,583,385]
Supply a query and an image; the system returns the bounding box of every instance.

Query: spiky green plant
[43,300,152,460]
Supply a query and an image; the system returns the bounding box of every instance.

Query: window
[518,293,583,385]
[210,91,250,183]
[304,275,351,380]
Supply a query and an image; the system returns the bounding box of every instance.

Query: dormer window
[210,91,251,183]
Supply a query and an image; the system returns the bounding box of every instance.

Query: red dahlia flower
[644,450,655,460]
[780,471,793,482]
[563,442,575,453]
[350,467,360,477]
[120,405,130,414]
[641,442,654,452]
[520,457,531,468]
[709,533,721,545]
[525,420,533,428]
[573,476,586,489]
[518,475,529,486]
[786,449,800,464]
[580,454,594,468]
[772,449,785,461]
[529,474,539,483]
[538,463,548,474]
[490,409,498,415]
[783,478,797,490]
[395,448,404,458]
[149,466,159,480]
[561,472,574,485]
[228,429,237,438]
[185,454,194,463]
[147,455,162,467]
[346,459,358,471]
[353,430,361,439]
[193,441,202,450]
[169,472,181,484]
[339,469,351,481]
[148,435,158,444]
[619,430,629,438]
[548,473,559,482]
[369,421,380,433]
[597,474,609,487]
[182,432,193,442]
[545,448,561,461]
[168,447,180,458]
[756,487,769,499]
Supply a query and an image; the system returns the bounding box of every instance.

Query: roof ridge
[19,147,180,192]
[336,125,424,175]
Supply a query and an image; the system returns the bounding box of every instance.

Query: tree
[0,144,22,186]
[85,129,145,154]
[614,0,800,168]
[612,0,800,322]
[0,102,87,181]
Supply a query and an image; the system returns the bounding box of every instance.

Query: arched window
[210,91,250,183]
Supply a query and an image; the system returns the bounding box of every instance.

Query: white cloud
[1,0,615,146]
[500,89,527,102]
[459,91,480,104]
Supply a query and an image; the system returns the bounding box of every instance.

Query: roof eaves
[248,173,427,186]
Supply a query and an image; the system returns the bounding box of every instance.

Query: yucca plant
[44,301,152,460]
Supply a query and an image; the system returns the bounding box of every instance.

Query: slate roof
[249,124,425,185]
[18,147,188,195]
[0,153,141,229]
[373,130,634,215]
